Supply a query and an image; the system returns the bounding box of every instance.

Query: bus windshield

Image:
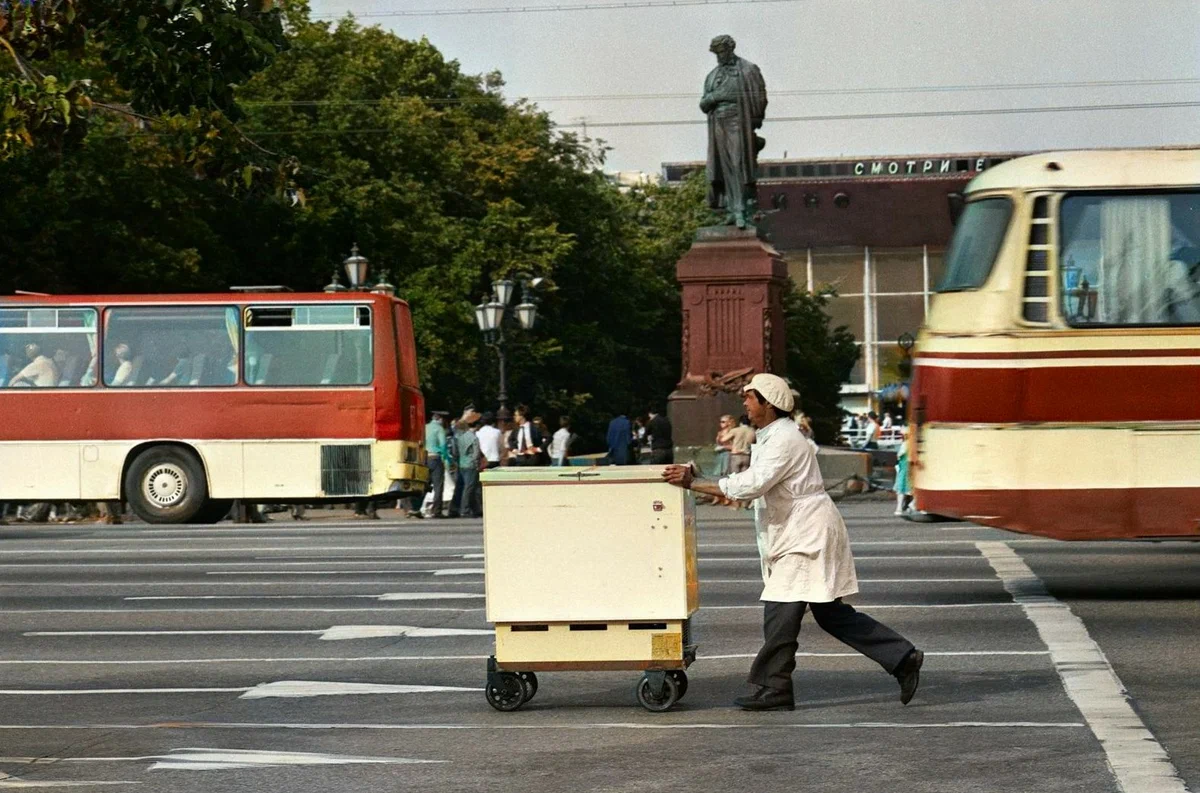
[936,197,1013,292]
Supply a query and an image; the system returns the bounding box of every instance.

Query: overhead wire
[313,0,802,19]
[97,99,1200,138]
[237,77,1200,108]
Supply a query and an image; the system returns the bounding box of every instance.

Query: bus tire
[125,446,209,524]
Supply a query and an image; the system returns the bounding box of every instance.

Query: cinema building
[662,152,1022,412]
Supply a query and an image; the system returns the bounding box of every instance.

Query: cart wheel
[518,672,539,703]
[485,672,529,712]
[635,673,680,712]
[667,670,688,700]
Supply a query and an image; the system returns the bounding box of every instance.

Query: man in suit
[645,408,674,464]
[606,412,633,465]
[507,404,546,466]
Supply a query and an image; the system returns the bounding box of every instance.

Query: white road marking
[703,555,986,561]
[240,681,477,699]
[0,656,493,666]
[4,607,483,615]
[702,651,1050,659]
[978,541,1189,793]
[204,568,470,575]
[145,747,444,771]
[432,569,485,576]
[24,625,493,640]
[0,645,1036,667]
[0,688,250,695]
[122,593,484,602]
[0,721,1087,732]
[0,681,476,698]
[0,581,485,588]
[319,625,492,641]
[701,603,1019,610]
[0,546,483,555]
[0,776,137,788]
[701,578,1001,584]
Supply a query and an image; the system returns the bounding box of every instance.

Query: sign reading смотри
[852,158,994,177]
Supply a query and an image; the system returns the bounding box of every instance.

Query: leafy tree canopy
[0,6,857,449]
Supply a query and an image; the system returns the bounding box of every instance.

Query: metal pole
[496,341,508,409]
[495,325,508,410]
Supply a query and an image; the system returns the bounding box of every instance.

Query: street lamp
[343,244,370,289]
[474,274,545,411]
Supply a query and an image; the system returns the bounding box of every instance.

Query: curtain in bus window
[1098,197,1173,324]
[81,311,98,386]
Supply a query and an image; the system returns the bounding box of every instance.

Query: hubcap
[143,464,187,508]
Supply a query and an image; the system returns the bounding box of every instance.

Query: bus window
[1060,192,1200,325]
[104,306,238,387]
[244,304,373,386]
[0,307,97,388]
[936,197,1013,292]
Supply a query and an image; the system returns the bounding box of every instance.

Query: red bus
[0,291,428,523]
[911,149,1200,540]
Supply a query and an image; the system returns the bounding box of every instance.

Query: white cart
[481,466,699,712]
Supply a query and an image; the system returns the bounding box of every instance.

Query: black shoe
[733,686,794,711]
[896,649,924,705]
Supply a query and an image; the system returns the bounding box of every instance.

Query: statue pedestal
[668,227,789,450]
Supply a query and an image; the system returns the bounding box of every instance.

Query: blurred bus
[0,291,428,523]
[911,149,1200,540]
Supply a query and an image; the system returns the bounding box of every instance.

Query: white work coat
[719,417,859,603]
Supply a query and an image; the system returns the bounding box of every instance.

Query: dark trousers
[449,469,465,516]
[749,599,915,692]
[426,457,445,516]
[459,468,481,518]
[649,448,673,464]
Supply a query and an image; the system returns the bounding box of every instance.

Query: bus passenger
[8,343,59,387]
[154,347,193,387]
[110,343,135,386]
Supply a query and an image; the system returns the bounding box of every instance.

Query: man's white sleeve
[718,436,791,501]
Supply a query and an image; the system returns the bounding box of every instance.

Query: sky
[306,0,1200,174]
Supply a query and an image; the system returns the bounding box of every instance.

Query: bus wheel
[125,446,208,524]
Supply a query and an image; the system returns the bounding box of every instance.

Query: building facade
[662,152,1022,412]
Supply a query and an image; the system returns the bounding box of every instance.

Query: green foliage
[0,0,286,161]
[0,10,856,451]
[782,284,861,444]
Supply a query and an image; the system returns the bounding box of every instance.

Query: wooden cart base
[485,618,697,712]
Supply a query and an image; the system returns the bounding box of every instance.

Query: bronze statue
[700,35,768,229]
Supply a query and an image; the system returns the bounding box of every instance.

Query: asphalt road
[0,502,1196,792]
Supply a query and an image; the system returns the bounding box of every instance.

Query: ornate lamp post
[474,275,545,411]
[325,244,391,294]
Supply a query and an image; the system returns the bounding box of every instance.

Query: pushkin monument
[701,34,768,230]
[668,36,789,450]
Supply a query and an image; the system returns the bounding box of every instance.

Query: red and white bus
[0,291,428,523]
[911,148,1200,540]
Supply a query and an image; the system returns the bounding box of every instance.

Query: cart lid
[481,465,670,485]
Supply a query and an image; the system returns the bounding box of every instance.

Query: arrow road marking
[23,624,493,640]
[239,681,477,699]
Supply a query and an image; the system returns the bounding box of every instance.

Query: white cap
[742,373,794,413]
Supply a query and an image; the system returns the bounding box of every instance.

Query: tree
[0,9,856,452]
[1,0,287,161]
[782,284,860,444]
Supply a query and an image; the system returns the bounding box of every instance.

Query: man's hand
[662,464,694,489]
[700,94,715,114]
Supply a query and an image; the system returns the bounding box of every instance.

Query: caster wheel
[667,670,688,700]
[485,672,529,712]
[634,673,680,712]
[518,672,538,703]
